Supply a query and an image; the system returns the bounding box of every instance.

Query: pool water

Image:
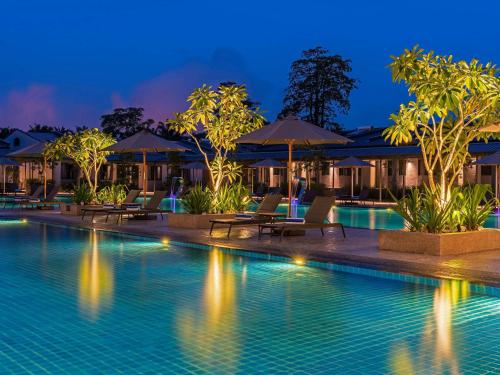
[0,220,498,374]
[152,198,500,231]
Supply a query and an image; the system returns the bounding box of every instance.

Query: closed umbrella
[0,157,19,195]
[474,152,500,200]
[236,115,351,215]
[334,156,374,198]
[8,142,48,198]
[104,130,188,206]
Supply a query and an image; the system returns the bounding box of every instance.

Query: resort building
[1,127,500,199]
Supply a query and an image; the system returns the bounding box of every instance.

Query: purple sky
[0,0,498,130]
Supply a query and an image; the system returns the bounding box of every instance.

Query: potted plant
[378,46,500,255]
[61,183,95,215]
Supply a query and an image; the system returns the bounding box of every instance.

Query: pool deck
[2,209,500,287]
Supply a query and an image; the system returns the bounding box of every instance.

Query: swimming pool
[153,198,500,231]
[0,220,498,374]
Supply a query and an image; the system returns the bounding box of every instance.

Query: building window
[321,162,330,176]
[13,137,20,147]
[339,168,351,176]
[273,168,281,176]
[481,165,492,176]
[387,160,393,176]
[149,166,162,180]
[417,160,428,176]
[398,160,406,176]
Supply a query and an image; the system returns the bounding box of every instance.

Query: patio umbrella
[0,157,19,195]
[8,142,48,198]
[104,130,188,206]
[236,115,351,215]
[249,159,285,168]
[479,121,500,133]
[474,152,500,199]
[334,156,374,198]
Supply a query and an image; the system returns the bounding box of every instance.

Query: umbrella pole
[351,168,354,198]
[44,156,47,199]
[142,150,147,207]
[3,166,5,195]
[288,142,293,217]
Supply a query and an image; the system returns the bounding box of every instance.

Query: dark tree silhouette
[28,124,72,135]
[280,46,357,131]
[0,127,15,139]
[100,107,155,140]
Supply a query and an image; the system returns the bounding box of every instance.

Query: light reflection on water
[176,249,240,372]
[78,231,114,320]
[390,280,470,375]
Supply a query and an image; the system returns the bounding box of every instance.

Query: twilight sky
[0,0,499,130]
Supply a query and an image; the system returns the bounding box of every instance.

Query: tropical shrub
[72,183,94,205]
[461,184,496,231]
[181,184,212,214]
[391,188,423,232]
[211,183,251,213]
[392,184,495,233]
[97,184,127,205]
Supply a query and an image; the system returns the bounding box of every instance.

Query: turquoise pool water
[0,220,498,374]
[151,197,500,231]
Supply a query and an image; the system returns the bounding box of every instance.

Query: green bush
[392,184,495,233]
[181,184,212,214]
[211,183,251,213]
[72,183,94,205]
[461,184,496,231]
[97,184,127,205]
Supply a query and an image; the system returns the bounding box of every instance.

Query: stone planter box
[60,203,95,216]
[167,213,235,229]
[378,229,500,256]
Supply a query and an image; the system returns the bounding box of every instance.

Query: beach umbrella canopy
[334,156,374,198]
[9,142,49,198]
[181,161,207,170]
[334,156,374,168]
[104,130,188,205]
[236,115,352,215]
[473,152,500,165]
[479,121,500,133]
[249,159,286,168]
[0,158,19,195]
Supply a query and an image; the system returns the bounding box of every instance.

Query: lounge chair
[2,185,44,208]
[106,190,170,223]
[209,194,284,238]
[27,185,61,209]
[81,189,140,221]
[258,196,345,241]
[350,188,374,205]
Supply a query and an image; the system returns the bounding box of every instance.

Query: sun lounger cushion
[103,204,115,209]
[29,198,41,203]
[280,218,305,223]
[235,214,254,219]
[123,203,141,211]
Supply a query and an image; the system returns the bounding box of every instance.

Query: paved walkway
[2,209,500,286]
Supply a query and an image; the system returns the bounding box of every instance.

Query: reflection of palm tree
[78,231,114,320]
[390,280,469,375]
[176,249,240,372]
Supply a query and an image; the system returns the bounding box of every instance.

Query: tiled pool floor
[0,220,499,374]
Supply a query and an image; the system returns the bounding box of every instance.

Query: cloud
[0,84,58,128]
[113,48,274,122]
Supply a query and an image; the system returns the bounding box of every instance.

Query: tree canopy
[101,107,155,140]
[168,84,265,190]
[384,46,500,201]
[280,46,357,131]
[44,128,115,195]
